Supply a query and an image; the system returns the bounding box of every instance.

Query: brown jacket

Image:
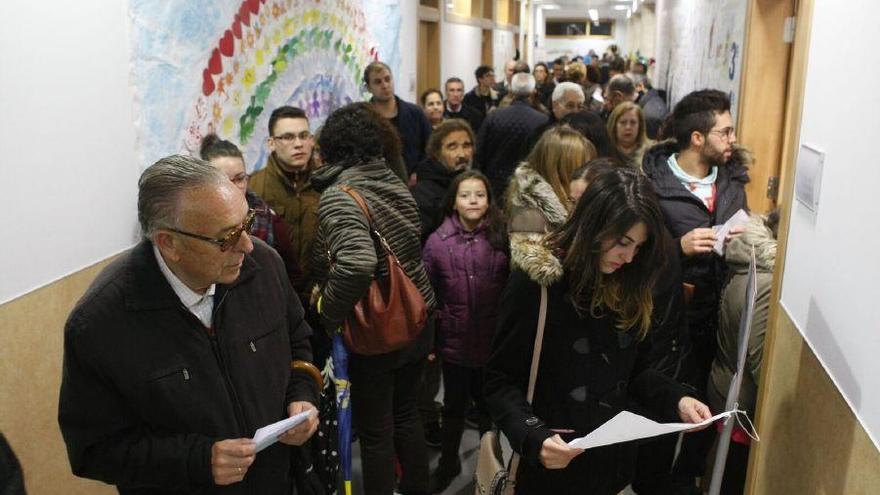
[249,153,320,295]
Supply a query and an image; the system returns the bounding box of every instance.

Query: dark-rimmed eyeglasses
[272,131,312,143]
[708,126,736,140]
[167,209,256,252]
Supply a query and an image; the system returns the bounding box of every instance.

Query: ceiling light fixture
[588,8,599,21]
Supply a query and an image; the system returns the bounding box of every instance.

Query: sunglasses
[167,209,256,252]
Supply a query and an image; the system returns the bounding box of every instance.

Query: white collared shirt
[153,244,216,328]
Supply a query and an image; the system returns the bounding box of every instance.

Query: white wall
[398,0,419,102]
[493,29,517,83]
[0,0,415,305]
[626,5,656,62]
[441,21,484,89]
[779,0,880,449]
[0,1,140,304]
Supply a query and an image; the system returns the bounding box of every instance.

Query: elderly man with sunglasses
[58,155,318,493]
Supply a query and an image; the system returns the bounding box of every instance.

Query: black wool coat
[410,158,463,240]
[475,99,549,200]
[59,239,316,494]
[485,258,691,494]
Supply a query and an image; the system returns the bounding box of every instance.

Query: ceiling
[534,0,654,20]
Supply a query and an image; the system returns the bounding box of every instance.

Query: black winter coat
[642,141,749,333]
[443,104,484,134]
[476,100,549,201]
[58,240,316,494]
[410,158,463,240]
[387,96,433,175]
[636,89,669,140]
[463,87,499,119]
[310,160,437,371]
[485,264,691,495]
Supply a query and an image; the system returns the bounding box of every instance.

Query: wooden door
[482,29,493,66]
[418,20,440,98]
[737,0,796,214]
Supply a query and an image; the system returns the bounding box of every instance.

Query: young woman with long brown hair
[485,167,711,494]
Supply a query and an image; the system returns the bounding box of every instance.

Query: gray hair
[552,82,585,103]
[510,73,536,97]
[607,74,636,96]
[138,154,228,238]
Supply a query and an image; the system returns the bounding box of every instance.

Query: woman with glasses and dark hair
[200,134,301,285]
[485,167,712,494]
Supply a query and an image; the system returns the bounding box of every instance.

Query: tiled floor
[347,425,638,495]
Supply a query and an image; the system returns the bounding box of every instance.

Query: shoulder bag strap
[339,184,393,256]
[526,285,549,403]
[507,285,549,489]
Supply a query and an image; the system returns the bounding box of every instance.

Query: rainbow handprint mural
[130,0,401,172]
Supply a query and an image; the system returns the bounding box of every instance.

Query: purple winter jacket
[422,215,509,367]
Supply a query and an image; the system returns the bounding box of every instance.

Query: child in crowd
[422,171,510,493]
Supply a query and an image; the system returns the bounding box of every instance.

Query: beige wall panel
[0,258,117,494]
[749,311,880,494]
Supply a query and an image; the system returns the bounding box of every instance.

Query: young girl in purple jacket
[422,170,510,492]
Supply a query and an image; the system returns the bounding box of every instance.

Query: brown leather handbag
[338,184,428,355]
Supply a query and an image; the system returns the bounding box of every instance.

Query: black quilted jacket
[475,99,549,200]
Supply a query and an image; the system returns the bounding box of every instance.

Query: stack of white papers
[712,209,750,255]
[567,410,734,450]
[252,410,315,453]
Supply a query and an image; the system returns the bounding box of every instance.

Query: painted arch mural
[129,0,402,172]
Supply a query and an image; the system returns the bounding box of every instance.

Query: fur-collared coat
[504,163,567,286]
[485,235,691,494]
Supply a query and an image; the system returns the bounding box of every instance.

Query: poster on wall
[129,0,401,172]
[654,0,747,121]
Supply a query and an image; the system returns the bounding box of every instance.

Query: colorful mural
[130,0,401,172]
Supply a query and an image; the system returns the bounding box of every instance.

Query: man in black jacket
[442,77,483,133]
[58,155,318,494]
[411,118,476,239]
[641,89,749,492]
[462,65,500,120]
[364,61,432,178]
[476,72,548,202]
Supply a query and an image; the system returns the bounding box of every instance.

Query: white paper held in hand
[567,410,735,450]
[712,209,750,256]
[252,409,315,453]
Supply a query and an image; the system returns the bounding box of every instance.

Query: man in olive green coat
[249,106,320,300]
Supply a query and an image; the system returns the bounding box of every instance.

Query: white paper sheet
[712,209,750,255]
[252,410,315,453]
[567,410,735,450]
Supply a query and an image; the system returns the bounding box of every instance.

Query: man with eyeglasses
[639,89,749,494]
[59,155,319,492]
[249,106,320,305]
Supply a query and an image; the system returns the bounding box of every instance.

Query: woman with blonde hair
[505,125,597,284]
[607,101,652,168]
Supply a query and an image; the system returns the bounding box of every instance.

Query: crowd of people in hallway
[53,48,778,495]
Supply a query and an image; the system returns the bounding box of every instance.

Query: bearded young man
[640,89,749,494]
